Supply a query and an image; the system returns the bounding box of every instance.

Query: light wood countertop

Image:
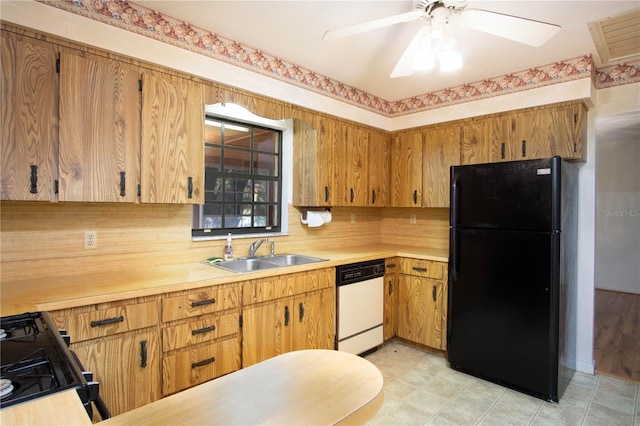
[100,349,383,425]
[1,245,447,316]
[0,389,92,426]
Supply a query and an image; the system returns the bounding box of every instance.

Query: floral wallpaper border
[38,0,640,117]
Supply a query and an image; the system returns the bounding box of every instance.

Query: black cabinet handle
[521,140,526,157]
[350,188,354,203]
[119,171,126,196]
[372,190,376,204]
[500,143,506,159]
[324,186,329,202]
[386,263,396,269]
[413,190,418,204]
[191,325,216,336]
[140,340,147,368]
[412,266,427,273]
[30,165,38,194]
[388,280,393,295]
[90,316,124,328]
[432,285,437,302]
[187,176,194,199]
[191,357,215,369]
[191,298,215,308]
[284,305,290,326]
[299,302,304,323]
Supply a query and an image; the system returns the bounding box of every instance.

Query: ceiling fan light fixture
[436,36,462,72]
[413,34,435,71]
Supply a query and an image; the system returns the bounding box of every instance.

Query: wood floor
[593,289,640,383]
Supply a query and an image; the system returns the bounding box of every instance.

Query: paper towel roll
[301,210,332,227]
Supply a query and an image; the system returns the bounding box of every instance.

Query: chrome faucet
[248,238,269,257]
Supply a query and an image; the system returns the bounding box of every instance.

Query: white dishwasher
[336,259,385,355]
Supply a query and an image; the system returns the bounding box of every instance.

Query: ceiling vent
[588,8,640,65]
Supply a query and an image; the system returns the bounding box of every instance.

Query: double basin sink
[212,254,328,273]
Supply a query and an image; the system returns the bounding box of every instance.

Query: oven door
[337,276,384,355]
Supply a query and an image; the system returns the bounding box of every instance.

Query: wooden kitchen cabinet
[161,283,241,396]
[396,258,447,350]
[292,119,335,206]
[422,124,461,207]
[549,101,588,161]
[141,70,204,204]
[383,258,398,341]
[368,129,391,206]
[241,267,334,367]
[58,48,140,202]
[1,30,58,201]
[50,296,161,416]
[391,130,423,207]
[336,123,368,206]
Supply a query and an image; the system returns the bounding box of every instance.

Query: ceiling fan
[322,0,561,77]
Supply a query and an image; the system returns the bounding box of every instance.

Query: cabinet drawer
[399,258,444,279]
[51,300,158,343]
[162,312,239,352]
[243,267,333,305]
[162,284,239,323]
[162,337,240,395]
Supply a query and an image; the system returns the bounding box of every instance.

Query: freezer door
[450,157,561,231]
[448,228,560,401]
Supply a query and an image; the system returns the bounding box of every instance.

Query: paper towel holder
[300,207,331,221]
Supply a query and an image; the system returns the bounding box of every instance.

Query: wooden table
[102,349,383,425]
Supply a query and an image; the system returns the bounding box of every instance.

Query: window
[192,116,282,237]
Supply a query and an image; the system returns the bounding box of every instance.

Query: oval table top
[101,349,384,425]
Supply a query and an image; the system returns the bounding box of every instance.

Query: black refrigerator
[447,156,578,402]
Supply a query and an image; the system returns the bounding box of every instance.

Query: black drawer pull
[191,357,215,369]
[191,298,215,308]
[140,340,147,368]
[386,263,396,268]
[90,316,124,328]
[412,266,427,273]
[191,325,216,336]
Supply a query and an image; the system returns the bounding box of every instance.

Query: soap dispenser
[224,233,234,260]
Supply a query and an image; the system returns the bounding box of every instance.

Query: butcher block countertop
[0,389,93,426]
[0,245,448,316]
[100,349,383,425]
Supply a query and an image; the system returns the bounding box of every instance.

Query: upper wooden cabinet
[423,124,461,207]
[336,123,368,206]
[391,130,423,207]
[1,30,58,201]
[141,71,204,204]
[292,119,334,206]
[368,130,391,207]
[58,49,140,202]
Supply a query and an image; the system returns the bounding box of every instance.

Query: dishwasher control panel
[336,259,385,286]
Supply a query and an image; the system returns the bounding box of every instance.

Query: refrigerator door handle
[451,228,459,281]
[451,177,459,226]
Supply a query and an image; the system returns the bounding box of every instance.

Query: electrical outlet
[410,214,416,224]
[84,230,97,249]
[351,213,356,224]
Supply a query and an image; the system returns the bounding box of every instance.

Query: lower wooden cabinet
[241,268,335,367]
[383,258,398,341]
[396,258,448,350]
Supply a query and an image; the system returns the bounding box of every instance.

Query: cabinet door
[292,119,333,206]
[549,102,587,160]
[391,131,423,207]
[72,329,160,416]
[368,130,390,206]
[58,50,140,202]
[423,125,460,207]
[141,71,204,204]
[383,259,398,341]
[293,288,335,351]
[460,119,488,165]
[397,275,442,349]
[511,109,553,160]
[1,31,58,201]
[487,115,513,162]
[241,298,293,367]
[336,124,368,206]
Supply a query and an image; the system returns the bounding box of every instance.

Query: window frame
[192,115,283,238]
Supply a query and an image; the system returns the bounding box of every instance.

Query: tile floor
[364,340,640,426]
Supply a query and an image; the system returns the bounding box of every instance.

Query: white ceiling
[134,0,639,102]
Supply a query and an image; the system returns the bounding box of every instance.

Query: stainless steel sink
[211,253,327,273]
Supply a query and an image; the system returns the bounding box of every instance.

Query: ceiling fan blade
[459,9,561,47]
[323,10,424,40]
[390,27,429,78]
